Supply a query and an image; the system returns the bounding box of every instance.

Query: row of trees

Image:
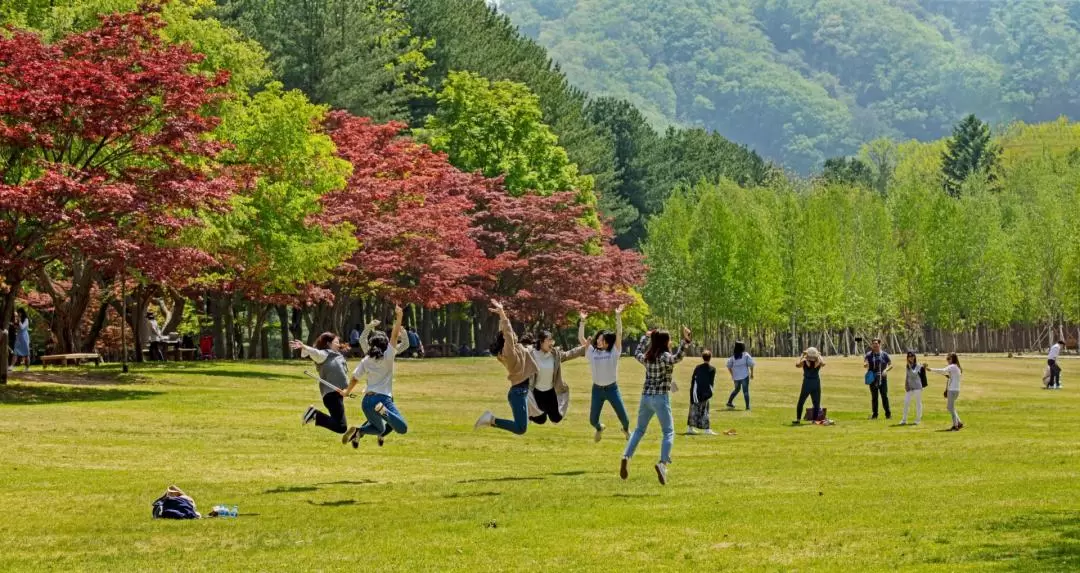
[0,3,646,382]
[644,116,1080,356]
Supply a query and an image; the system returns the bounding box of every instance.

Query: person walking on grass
[865,338,893,420]
[899,351,928,426]
[620,326,692,485]
[291,332,351,440]
[688,351,717,435]
[341,305,410,449]
[1047,338,1063,389]
[527,329,584,425]
[474,300,538,435]
[725,341,754,411]
[931,353,964,431]
[579,306,630,443]
[11,308,30,372]
[793,347,825,425]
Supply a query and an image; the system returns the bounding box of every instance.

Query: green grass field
[1,355,1078,572]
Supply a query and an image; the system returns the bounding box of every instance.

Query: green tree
[821,157,873,189]
[942,114,1000,197]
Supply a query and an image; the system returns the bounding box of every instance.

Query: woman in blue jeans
[725,341,755,410]
[342,305,410,448]
[620,326,692,485]
[578,305,629,443]
[474,300,538,435]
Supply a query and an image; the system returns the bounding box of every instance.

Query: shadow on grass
[457,476,544,484]
[612,493,657,498]
[974,511,1080,571]
[550,470,588,477]
[307,499,365,507]
[316,479,378,486]
[443,491,501,499]
[264,486,319,494]
[0,384,160,405]
[154,367,291,380]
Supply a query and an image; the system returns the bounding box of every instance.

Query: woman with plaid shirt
[620,326,692,485]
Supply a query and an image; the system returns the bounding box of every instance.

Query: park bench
[41,353,102,367]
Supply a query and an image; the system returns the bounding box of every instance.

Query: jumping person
[620,326,692,485]
[579,306,630,442]
[864,338,893,419]
[342,305,410,448]
[290,332,351,439]
[527,330,583,425]
[725,341,754,411]
[12,308,30,372]
[931,353,964,431]
[793,347,825,425]
[899,351,928,426]
[688,351,716,435]
[1047,338,1063,389]
[475,300,538,435]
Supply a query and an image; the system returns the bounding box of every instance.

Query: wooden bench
[41,353,102,367]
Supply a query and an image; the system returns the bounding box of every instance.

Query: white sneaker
[594,424,606,443]
[474,410,495,430]
[687,426,699,435]
[302,405,317,425]
[654,462,668,485]
[622,428,630,440]
[703,429,717,435]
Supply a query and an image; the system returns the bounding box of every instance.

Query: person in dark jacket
[687,351,717,435]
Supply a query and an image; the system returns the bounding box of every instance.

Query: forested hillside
[499,0,1080,172]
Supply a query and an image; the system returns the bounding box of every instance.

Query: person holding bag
[688,351,716,435]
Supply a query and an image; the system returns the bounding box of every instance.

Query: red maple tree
[0,9,235,378]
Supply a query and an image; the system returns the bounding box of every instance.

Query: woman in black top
[793,347,825,425]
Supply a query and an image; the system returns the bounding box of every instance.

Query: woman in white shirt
[342,305,410,447]
[528,329,585,425]
[930,353,964,431]
[578,306,629,442]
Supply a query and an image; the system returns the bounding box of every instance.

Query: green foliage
[218,0,434,122]
[821,157,873,189]
[942,114,1000,198]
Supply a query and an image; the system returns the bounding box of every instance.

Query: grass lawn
[1,355,1079,572]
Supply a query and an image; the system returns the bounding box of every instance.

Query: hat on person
[806,347,821,360]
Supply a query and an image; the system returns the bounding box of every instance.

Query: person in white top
[578,306,629,442]
[1047,339,1063,389]
[930,353,964,431]
[724,341,755,411]
[342,305,410,448]
[528,329,586,425]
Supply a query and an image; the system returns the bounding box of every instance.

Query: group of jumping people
[293,303,974,487]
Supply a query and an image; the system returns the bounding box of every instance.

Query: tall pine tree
[942,114,1000,197]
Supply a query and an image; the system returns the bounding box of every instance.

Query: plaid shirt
[635,334,686,395]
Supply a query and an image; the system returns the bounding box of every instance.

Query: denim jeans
[493,383,530,435]
[590,383,630,432]
[623,394,674,464]
[358,393,408,436]
[727,377,750,409]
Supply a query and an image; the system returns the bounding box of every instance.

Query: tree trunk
[81,295,114,353]
[212,295,225,358]
[223,297,235,360]
[277,305,291,360]
[161,292,186,337]
[0,281,21,385]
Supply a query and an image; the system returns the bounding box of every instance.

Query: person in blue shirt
[864,338,893,420]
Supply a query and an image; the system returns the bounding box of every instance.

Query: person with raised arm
[341,305,411,448]
[474,300,539,435]
[579,306,630,442]
[290,332,352,439]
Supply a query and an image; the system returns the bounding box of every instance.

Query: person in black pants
[864,338,893,419]
[291,333,355,445]
[1047,339,1063,389]
[794,347,825,424]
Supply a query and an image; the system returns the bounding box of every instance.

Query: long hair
[314,332,336,350]
[489,331,506,356]
[367,331,389,359]
[591,330,617,350]
[17,308,28,322]
[733,340,745,360]
[644,330,670,362]
[948,352,962,372]
[906,350,918,368]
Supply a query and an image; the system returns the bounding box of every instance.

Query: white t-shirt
[1049,343,1062,361]
[532,349,556,391]
[353,346,397,396]
[586,346,619,386]
[725,354,755,381]
[933,364,963,392]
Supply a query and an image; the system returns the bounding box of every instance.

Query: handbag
[919,365,928,388]
[864,370,876,385]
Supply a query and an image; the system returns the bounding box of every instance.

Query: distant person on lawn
[899,351,928,426]
[12,308,30,372]
[688,350,716,435]
[793,347,825,425]
[725,340,754,411]
[1047,338,1063,389]
[864,338,893,420]
[931,353,964,431]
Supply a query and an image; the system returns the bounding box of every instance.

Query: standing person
[864,338,893,419]
[793,347,825,425]
[931,353,964,431]
[474,300,538,435]
[688,351,717,435]
[620,326,692,485]
[579,306,630,443]
[724,341,755,411]
[527,330,584,426]
[147,312,165,361]
[290,332,352,440]
[348,324,362,357]
[899,351,928,426]
[406,327,423,358]
[1047,338,1063,389]
[12,308,30,372]
[342,306,410,448]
